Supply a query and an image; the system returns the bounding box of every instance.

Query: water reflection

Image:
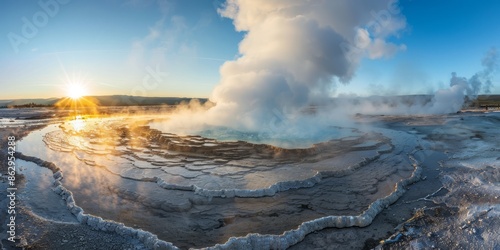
[16,115,419,248]
[69,115,86,132]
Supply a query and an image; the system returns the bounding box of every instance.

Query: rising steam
[160,1,496,138]
[427,48,498,114]
[327,49,498,116]
[207,0,407,129]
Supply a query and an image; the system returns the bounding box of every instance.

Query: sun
[66,83,87,100]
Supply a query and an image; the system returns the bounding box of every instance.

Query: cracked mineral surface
[3,111,499,249]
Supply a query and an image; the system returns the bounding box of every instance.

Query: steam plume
[325,49,498,116]
[208,0,406,129]
[430,48,498,113]
[162,2,496,138]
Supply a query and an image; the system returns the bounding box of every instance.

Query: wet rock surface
[290,112,500,250]
[12,116,418,249]
[12,206,147,250]
[3,111,498,249]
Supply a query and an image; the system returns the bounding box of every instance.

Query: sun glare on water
[70,115,86,132]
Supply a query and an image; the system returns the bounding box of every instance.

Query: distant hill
[474,95,500,107]
[80,95,208,106]
[0,95,209,108]
[0,98,60,107]
[1,95,498,109]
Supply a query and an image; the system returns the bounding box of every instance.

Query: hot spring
[148,118,360,149]
[14,114,424,249]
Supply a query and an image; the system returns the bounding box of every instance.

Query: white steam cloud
[207,0,407,130]
[428,48,498,114]
[159,1,496,140]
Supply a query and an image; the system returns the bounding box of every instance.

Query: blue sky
[1,0,499,99]
[346,0,500,96]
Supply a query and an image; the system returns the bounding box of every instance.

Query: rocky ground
[1,108,499,249]
[8,207,145,250]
